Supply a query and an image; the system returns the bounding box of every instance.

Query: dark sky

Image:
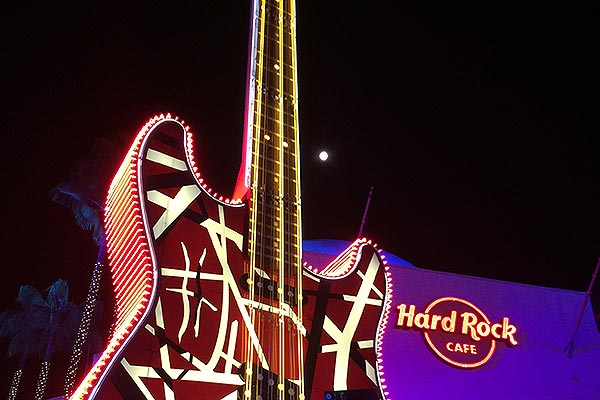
[1,1,599,396]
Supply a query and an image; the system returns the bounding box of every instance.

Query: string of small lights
[64,262,104,398]
[7,369,22,400]
[33,361,50,400]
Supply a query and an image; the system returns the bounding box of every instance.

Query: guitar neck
[239,0,305,396]
[245,0,302,280]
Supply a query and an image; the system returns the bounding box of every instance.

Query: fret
[254,90,296,111]
[253,107,296,125]
[252,126,298,145]
[259,47,294,64]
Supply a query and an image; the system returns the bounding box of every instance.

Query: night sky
[1,1,599,398]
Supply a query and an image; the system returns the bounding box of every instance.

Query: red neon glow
[303,238,373,277]
[70,114,158,399]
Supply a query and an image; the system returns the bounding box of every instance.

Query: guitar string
[247,0,267,396]
[286,0,300,395]
[282,1,299,395]
[277,1,287,397]
[263,2,271,396]
[289,0,303,395]
[271,0,285,395]
[282,0,302,396]
[258,0,269,395]
[282,0,295,395]
[270,0,280,393]
[261,0,274,396]
[291,0,301,392]
[288,6,299,396]
[290,0,305,394]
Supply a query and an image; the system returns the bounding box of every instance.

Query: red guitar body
[70,116,391,400]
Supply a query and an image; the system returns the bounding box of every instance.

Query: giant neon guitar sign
[70,1,392,399]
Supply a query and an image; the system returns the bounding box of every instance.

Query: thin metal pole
[358,186,374,238]
[566,257,600,358]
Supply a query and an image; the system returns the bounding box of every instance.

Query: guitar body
[80,116,249,400]
[302,243,391,400]
[71,116,390,400]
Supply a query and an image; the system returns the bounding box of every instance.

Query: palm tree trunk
[34,331,56,400]
[7,352,27,400]
[64,240,106,398]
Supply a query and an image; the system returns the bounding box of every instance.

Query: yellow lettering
[431,315,441,330]
[446,342,477,354]
[394,300,519,351]
[415,313,430,329]
[502,317,518,346]
[441,311,456,332]
[491,323,503,339]
[461,312,481,341]
[476,321,491,338]
[396,304,415,327]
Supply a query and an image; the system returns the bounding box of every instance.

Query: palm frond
[49,137,120,247]
[49,184,104,246]
[45,279,69,312]
[16,285,45,308]
[53,302,83,352]
[1,280,83,360]
[0,309,21,338]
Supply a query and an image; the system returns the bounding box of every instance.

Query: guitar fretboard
[247,0,301,300]
[243,0,304,396]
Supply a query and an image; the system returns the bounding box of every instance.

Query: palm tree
[50,137,120,397]
[34,279,81,400]
[0,280,81,400]
[1,285,47,400]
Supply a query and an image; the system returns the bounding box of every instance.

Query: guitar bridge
[240,273,307,305]
[238,363,301,400]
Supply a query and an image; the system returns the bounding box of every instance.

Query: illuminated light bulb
[283,141,289,147]
[264,134,271,140]
[318,150,328,161]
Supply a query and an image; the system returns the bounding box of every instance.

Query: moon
[318,150,329,161]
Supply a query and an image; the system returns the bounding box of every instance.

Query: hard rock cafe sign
[395,297,518,368]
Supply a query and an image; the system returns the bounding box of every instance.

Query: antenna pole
[358,186,374,238]
[566,257,600,358]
